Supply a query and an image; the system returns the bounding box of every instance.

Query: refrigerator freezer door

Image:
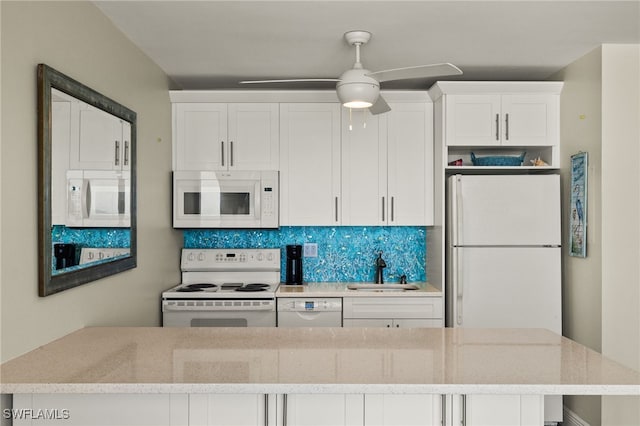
[448,174,561,246]
[449,246,561,334]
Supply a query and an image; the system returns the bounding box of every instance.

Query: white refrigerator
[446,174,563,423]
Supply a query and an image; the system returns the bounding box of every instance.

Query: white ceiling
[94,1,640,90]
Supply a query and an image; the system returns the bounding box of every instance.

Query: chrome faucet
[374,251,386,284]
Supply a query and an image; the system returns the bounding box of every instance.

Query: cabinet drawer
[343,297,443,319]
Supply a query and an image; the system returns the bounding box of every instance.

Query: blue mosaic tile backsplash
[184,226,426,283]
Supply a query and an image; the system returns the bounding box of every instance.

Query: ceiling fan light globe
[336,81,379,109]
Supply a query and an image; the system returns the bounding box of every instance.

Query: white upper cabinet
[173,103,279,171]
[341,102,433,226]
[279,103,341,226]
[445,93,559,146]
[70,102,131,170]
[387,103,433,226]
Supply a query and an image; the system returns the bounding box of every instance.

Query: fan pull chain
[349,108,353,131]
[363,109,367,128]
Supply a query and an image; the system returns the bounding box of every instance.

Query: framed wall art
[569,152,588,257]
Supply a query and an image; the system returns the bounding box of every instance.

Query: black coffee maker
[285,245,303,285]
[54,243,76,270]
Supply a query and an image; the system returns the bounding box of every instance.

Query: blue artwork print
[570,152,588,257]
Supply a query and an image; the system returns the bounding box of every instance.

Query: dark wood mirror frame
[38,64,137,296]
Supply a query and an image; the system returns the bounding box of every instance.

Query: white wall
[600,44,640,426]
[552,44,640,426]
[551,46,603,426]
[1,1,182,363]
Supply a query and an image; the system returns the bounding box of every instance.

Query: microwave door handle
[83,180,91,219]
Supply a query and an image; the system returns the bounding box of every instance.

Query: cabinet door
[228,103,279,170]
[279,103,341,225]
[387,103,433,225]
[284,394,364,426]
[501,94,559,146]
[189,394,268,426]
[14,393,188,426]
[174,103,227,170]
[365,394,442,426]
[444,95,501,146]
[451,395,544,426]
[72,103,125,170]
[341,108,387,225]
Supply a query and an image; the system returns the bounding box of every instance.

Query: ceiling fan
[240,30,462,115]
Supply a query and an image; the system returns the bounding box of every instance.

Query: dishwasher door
[277,298,343,327]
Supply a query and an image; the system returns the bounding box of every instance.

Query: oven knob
[257,253,264,261]
[187,253,195,261]
[266,253,274,261]
[198,253,205,261]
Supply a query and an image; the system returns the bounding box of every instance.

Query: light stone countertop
[277,282,442,297]
[1,327,639,395]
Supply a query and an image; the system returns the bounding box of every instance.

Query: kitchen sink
[347,283,420,291]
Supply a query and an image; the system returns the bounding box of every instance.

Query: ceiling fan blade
[369,95,391,115]
[239,78,339,84]
[367,63,462,83]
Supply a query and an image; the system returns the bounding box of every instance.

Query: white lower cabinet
[12,393,189,426]
[365,394,442,426]
[342,297,444,328]
[448,394,544,426]
[283,394,363,426]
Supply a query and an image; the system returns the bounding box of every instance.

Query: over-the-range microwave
[173,170,278,229]
[66,169,130,228]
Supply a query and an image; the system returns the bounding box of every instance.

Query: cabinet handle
[391,196,395,222]
[335,197,339,222]
[114,140,120,165]
[382,197,385,221]
[263,394,268,426]
[505,113,510,140]
[441,395,447,426]
[230,141,234,167]
[221,141,225,166]
[124,141,129,166]
[282,394,288,426]
[495,114,499,141]
[461,395,467,426]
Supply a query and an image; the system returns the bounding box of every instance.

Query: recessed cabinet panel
[176,103,227,170]
[228,103,279,170]
[502,95,558,146]
[279,103,341,225]
[284,394,364,426]
[445,95,501,146]
[365,394,442,426]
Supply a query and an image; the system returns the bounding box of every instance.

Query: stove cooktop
[162,282,279,298]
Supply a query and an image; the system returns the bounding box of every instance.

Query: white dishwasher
[277,298,342,327]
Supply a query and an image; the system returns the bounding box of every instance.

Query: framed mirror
[38,64,137,296]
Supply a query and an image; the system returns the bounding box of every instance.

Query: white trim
[427,81,564,100]
[169,90,430,104]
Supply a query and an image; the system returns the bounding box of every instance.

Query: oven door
[173,171,261,228]
[162,299,276,327]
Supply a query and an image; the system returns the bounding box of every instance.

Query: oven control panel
[181,248,280,271]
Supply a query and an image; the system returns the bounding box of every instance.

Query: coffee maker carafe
[285,245,303,285]
[54,243,76,270]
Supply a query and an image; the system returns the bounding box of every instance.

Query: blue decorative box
[471,152,526,166]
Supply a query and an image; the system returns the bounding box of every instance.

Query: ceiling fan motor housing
[336,68,380,108]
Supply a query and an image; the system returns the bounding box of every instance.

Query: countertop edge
[2,383,638,396]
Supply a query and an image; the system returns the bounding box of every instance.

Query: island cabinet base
[11,393,543,426]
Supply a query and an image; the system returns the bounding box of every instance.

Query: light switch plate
[303,243,318,258]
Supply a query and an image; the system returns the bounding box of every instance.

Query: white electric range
[162,248,280,327]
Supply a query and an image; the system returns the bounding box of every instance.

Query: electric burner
[235,286,267,292]
[187,283,217,289]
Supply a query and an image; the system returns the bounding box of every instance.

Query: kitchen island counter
[1,327,639,395]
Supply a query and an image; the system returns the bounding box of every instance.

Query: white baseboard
[563,406,591,426]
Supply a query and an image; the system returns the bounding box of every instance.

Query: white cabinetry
[71,102,131,171]
[189,393,274,426]
[343,296,444,328]
[429,82,562,169]
[449,394,544,426]
[279,103,341,225]
[341,103,433,226]
[284,394,364,426]
[173,103,279,171]
[365,394,442,426]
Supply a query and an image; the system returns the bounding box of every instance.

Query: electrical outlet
[303,243,318,258]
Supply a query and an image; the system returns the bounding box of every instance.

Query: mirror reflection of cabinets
[38,64,137,296]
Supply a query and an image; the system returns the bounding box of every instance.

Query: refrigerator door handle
[455,248,463,325]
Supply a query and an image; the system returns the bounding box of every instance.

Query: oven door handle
[162,301,276,311]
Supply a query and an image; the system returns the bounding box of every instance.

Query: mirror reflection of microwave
[66,170,130,227]
[173,170,278,229]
